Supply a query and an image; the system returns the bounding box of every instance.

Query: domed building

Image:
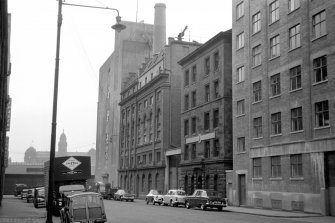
[24,146,37,163]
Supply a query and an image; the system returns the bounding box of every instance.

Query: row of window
[184,51,220,87]
[252,154,303,178]
[184,81,220,111]
[184,139,220,160]
[237,55,327,98]
[236,101,329,151]
[184,109,219,136]
[119,172,161,193]
[120,151,161,169]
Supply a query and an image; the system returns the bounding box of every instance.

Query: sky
[7,0,232,162]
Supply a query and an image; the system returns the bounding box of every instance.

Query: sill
[253,137,263,140]
[236,80,245,85]
[236,46,244,51]
[314,125,330,131]
[288,7,300,15]
[252,64,262,69]
[311,34,327,42]
[251,30,261,37]
[252,177,263,181]
[269,19,279,26]
[290,130,304,134]
[270,177,283,181]
[252,100,262,105]
[270,134,282,137]
[236,151,247,154]
[288,46,301,53]
[269,94,281,99]
[236,114,246,118]
[289,88,302,93]
[236,15,244,22]
[312,79,328,86]
[290,177,304,181]
[269,55,280,61]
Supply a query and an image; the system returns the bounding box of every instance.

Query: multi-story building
[231,0,335,215]
[118,37,201,197]
[178,31,233,197]
[96,20,154,187]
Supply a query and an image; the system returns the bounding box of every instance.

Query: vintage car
[14,183,27,197]
[145,189,163,205]
[26,188,34,203]
[184,189,227,211]
[33,187,46,208]
[21,189,28,200]
[59,192,107,223]
[114,189,135,202]
[162,189,187,207]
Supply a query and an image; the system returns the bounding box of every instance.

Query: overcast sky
[7,0,232,162]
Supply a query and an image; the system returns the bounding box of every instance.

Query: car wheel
[131,199,134,202]
[201,204,206,211]
[170,200,174,207]
[185,202,190,209]
[152,201,155,205]
[217,207,222,211]
[146,199,149,205]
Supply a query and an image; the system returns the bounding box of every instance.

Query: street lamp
[46,1,126,223]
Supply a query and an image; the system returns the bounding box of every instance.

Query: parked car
[59,192,107,223]
[162,189,187,207]
[114,189,135,202]
[33,187,46,208]
[184,189,227,211]
[26,188,34,203]
[145,189,163,205]
[14,184,27,197]
[21,189,28,200]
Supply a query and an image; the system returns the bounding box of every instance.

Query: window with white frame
[236,1,244,19]
[252,45,262,67]
[291,107,303,132]
[237,66,245,82]
[289,24,301,50]
[213,80,219,99]
[237,99,245,116]
[289,0,300,12]
[313,55,327,83]
[253,117,262,138]
[252,12,261,34]
[290,65,301,90]
[270,73,281,96]
[253,158,262,177]
[315,100,329,127]
[253,81,262,102]
[269,0,279,24]
[271,156,281,177]
[270,35,280,58]
[237,32,244,49]
[290,154,302,177]
[312,10,326,39]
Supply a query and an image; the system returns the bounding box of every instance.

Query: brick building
[118,37,200,197]
[178,31,233,197]
[230,0,335,215]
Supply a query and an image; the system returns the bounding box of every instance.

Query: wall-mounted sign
[185,132,216,144]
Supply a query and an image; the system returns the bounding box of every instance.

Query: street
[103,199,315,223]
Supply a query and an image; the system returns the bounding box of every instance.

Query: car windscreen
[59,184,85,192]
[151,190,159,195]
[176,191,186,195]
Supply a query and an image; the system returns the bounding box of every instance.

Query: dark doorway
[238,174,246,206]
[325,152,335,216]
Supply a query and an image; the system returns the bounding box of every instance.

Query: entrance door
[238,174,246,206]
[136,175,139,198]
[326,152,335,216]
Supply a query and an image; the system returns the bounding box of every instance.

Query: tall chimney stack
[153,3,166,55]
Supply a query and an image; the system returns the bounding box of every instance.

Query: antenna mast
[136,0,138,22]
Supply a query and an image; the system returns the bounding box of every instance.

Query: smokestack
[153,3,166,55]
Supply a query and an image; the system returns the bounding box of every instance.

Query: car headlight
[58,201,62,206]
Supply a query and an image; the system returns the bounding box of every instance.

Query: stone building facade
[118,38,200,198]
[231,0,335,215]
[178,31,233,197]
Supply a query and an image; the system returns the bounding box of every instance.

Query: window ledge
[290,130,304,134]
[270,177,283,181]
[270,133,282,137]
[236,151,247,154]
[314,125,330,131]
[236,114,246,118]
[252,64,262,69]
[289,88,302,93]
[236,46,245,52]
[252,177,263,181]
[269,19,279,26]
[288,8,300,15]
[269,55,280,61]
[236,80,245,85]
[236,15,244,22]
[252,100,263,105]
[311,34,327,42]
[253,137,263,140]
[251,30,261,37]
[288,46,301,53]
[269,94,281,99]
[290,177,304,181]
[312,79,328,86]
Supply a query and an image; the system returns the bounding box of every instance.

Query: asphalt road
[103,199,311,223]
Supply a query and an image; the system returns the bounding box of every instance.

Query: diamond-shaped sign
[62,157,81,170]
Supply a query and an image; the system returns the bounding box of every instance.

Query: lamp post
[46,1,126,222]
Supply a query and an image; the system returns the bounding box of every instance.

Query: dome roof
[25,146,36,155]
[88,148,96,155]
[60,131,67,140]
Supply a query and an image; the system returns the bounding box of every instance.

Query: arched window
[148,174,152,192]
[124,175,128,190]
[184,175,188,194]
[120,175,123,188]
[206,175,210,190]
[197,175,202,189]
[214,174,218,191]
[191,175,195,194]
[155,173,159,190]
[142,174,146,192]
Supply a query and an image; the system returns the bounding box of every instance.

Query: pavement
[0,195,334,223]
